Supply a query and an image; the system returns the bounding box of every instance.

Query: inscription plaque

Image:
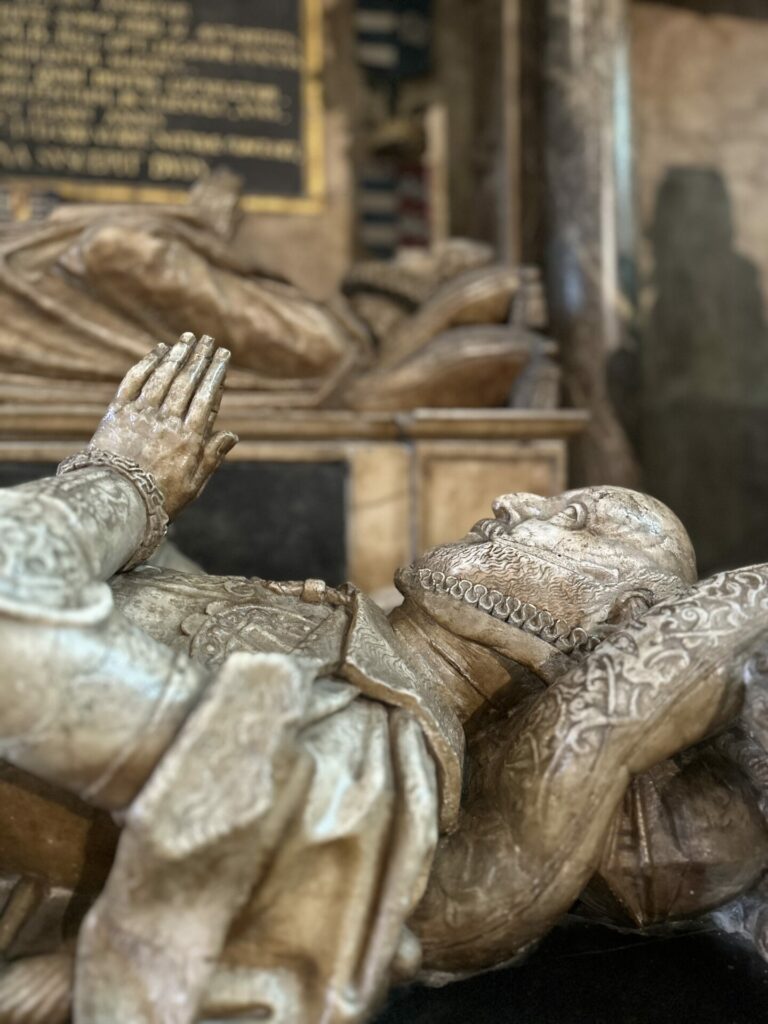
[0,0,324,213]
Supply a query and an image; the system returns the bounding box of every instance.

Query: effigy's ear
[587,588,657,644]
[602,588,655,627]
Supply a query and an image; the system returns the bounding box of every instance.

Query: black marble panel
[0,462,58,488]
[374,923,768,1023]
[168,460,347,583]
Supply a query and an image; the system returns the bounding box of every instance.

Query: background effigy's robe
[0,206,367,402]
[0,177,555,412]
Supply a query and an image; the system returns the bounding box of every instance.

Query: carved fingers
[113,343,170,405]
[191,431,239,495]
[161,334,215,419]
[129,335,231,439]
[135,334,196,409]
[184,345,236,495]
[186,347,231,433]
[92,333,238,520]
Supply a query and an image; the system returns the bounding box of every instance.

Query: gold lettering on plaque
[0,0,324,211]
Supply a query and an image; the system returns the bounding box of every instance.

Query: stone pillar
[542,0,639,486]
[501,0,522,262]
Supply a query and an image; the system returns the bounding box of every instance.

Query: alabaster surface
[2,336,768,1024]
[0,173,556,414]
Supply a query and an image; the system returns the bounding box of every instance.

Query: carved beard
[399,537,620,656]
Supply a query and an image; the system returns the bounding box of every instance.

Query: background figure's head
[396,486,696,658]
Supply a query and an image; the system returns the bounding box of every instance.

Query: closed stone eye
[550,503,587,530]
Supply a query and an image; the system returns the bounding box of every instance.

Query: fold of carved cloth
[347,325,557,411]
[0,213,368,397]
[594,743,768,927]
[74,652,438,1024]
[0,215,545,411]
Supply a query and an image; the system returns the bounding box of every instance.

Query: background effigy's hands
[91,333,238,518]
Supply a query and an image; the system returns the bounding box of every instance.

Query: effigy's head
[396,486,696,658]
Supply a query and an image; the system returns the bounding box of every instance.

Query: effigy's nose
[492,497,515,522]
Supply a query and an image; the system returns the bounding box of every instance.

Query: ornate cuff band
[57,446,169,572]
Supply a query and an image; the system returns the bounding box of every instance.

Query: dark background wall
[632,0,768,573]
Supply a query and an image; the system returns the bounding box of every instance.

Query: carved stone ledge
[0,405,589,443]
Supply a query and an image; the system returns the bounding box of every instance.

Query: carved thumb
[192,431,238,494]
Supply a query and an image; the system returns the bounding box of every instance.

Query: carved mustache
[468,519,621,585]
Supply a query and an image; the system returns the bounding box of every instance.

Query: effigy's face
[397,486,696,656]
